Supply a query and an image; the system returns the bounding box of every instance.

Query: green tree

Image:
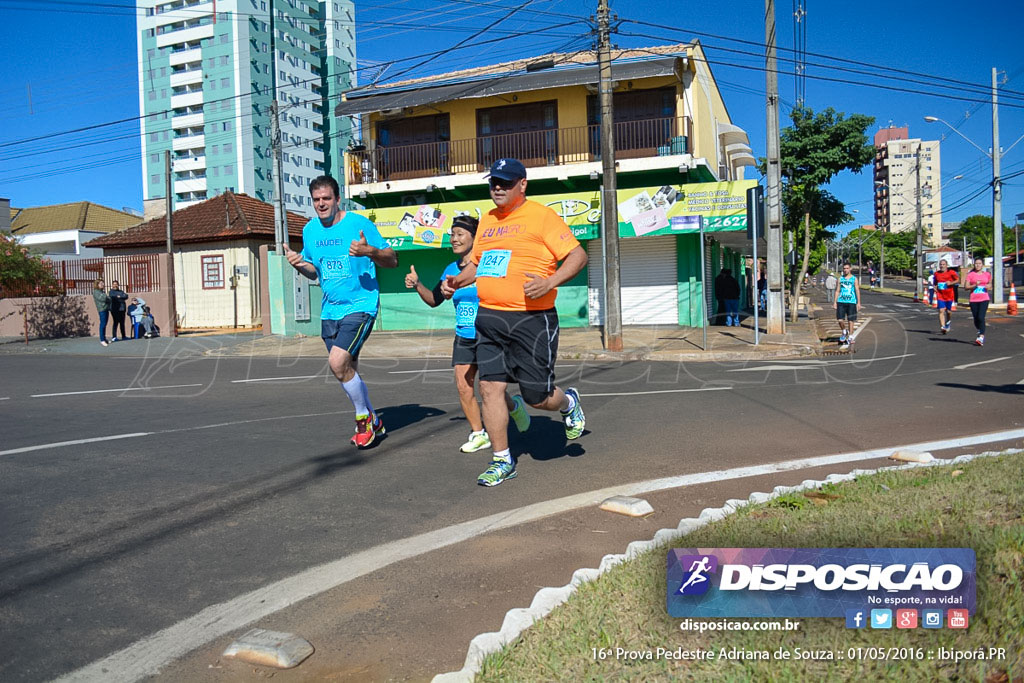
[767,106,876,320]
[0,233,58,296]
[947,214,1014,258]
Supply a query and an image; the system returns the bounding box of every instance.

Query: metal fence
[1,254,161,299]
[348,116,693,185]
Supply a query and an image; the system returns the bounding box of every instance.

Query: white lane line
[848,317,872,342]
[31,384,203,398]
[751,353,913,367]
[1017,378,1024,385]
[231,375,322,383]
[1,433,153,456]
[583,386,732,397]
[0,397,10,401]
[954,356,1011,371]
[58,426,1024,683]
[729,365,823,372]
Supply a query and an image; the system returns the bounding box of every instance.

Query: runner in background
[834,263,860,351]
[934,259,959,334]
[964,258,991,346]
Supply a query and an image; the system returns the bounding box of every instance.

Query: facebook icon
[845,608,866,629]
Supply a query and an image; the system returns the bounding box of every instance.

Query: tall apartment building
[872,126,943,245]
[137,0,356,216]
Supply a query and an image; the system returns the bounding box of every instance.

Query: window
[150,153,160,163]
[224,164,234,174]
[224,142,232,153]
[151,174,161,184]
[211,167,219,177]
[201,255,225,289]
[148,91,156,101]
[222,121,232,132]
[220,77,229,88]
[220,33,229,44]
[220,55,229,66]
[211,144,219,154]
[207,57,215,68]
[150,132,159,142]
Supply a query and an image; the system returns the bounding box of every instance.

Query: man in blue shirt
[833,262,860,350]
[284,175,398,448]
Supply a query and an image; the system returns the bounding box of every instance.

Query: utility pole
[272,99,287,251]
[915,147,924,301]
[597,0,622,351]
[764,0,785,334]
[879,226,885,288]
[270,0,286,253]
[992,67,1004,305]
[164,150,177,337]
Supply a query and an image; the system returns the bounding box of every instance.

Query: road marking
[751,353,913,367]
[729,353,913,372]
[389,364,578,374]
[583,386,732,397]
[58,427,1024,683]
[1,433,153,456]
[231,375,322,383]
[954,356,1011,371]
[1017,378,1024,385]
[31,384,203,398]
[0,397,9,401]
[848,317,872,342]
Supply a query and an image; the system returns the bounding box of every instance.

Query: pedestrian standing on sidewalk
[445,158,588,487]
[714,268,741,326]
[964,258,991,346]
[834,263,860,350]
[108,280,129,342]
[404,215,531,454]
[283,175,398,449]
[824,271,838,303]
[934,259,959,334]
[92,278,110,347]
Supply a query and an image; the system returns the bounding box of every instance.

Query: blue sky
[2,0,1023,236]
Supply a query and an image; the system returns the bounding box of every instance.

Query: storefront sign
[352,180,757,250]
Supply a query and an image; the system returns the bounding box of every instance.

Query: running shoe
[944,322,951,333]
[838,331,848,343]
[351,412,385,448]
[840,342,850,351]
[100,340,108,347]
[562,387,586,440]
[460,430,491,453]
[477,458,517,487]
[509,395,531,433]
[975,335,984,346]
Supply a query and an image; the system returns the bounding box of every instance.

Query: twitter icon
[870,609,892,629]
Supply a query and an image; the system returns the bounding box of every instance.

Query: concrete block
[222,628,314,669]
[889,449,934,463]
[599,495,654,517]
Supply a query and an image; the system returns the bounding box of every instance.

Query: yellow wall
[364,74,687,171]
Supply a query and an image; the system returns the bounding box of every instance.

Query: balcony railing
[347,115,692,185]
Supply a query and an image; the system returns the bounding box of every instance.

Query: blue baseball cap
[484,158,527,181]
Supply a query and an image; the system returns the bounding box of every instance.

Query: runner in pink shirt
[964,258,991,346]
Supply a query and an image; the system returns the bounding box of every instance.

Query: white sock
[561,391,576,414]
[358,372,375,417]
[492,448,511,463]
[342,373,370,417]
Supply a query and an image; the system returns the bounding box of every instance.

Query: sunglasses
[488,177,521,190]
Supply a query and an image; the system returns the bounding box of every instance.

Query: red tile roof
[85,193,308,248]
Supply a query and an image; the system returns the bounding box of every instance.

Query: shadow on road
[936,382,1024,395]
[513,417,587,461]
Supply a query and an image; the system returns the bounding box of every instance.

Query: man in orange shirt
[446,158,589,486]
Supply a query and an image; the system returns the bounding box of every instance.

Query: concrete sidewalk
[0,309,823,362]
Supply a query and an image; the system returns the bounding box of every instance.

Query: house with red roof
[87,192,306,330]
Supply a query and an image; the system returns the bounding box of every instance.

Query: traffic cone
[1009,283,1018,316]
[951,298,957,311]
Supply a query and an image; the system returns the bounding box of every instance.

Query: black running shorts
[474,307,558,404]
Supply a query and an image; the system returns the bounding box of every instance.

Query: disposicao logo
[666,548,976,618]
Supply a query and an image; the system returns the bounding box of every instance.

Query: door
[477,101,557,170]
[588,236,679,325]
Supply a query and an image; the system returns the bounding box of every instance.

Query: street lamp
[925,113,1024,305]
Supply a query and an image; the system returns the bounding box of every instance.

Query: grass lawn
[477,451,1024,682]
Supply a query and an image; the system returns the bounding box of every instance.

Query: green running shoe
[562,387,585,440]
[460,430,492,453]
[477,458,517,487]
[509,395,531,433]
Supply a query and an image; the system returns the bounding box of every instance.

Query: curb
[432,448,1020,682]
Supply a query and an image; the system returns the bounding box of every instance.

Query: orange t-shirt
[471,199,581,311]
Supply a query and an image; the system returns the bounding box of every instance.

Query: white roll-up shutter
[587,236,678,325]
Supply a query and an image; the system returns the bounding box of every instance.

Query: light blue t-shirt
[442,260,478,339]
[836,274,858,304]
[300,212,387,320]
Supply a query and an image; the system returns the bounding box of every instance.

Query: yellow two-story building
[333,42,757,331]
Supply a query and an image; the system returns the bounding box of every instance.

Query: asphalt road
[1,288,1022,681]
